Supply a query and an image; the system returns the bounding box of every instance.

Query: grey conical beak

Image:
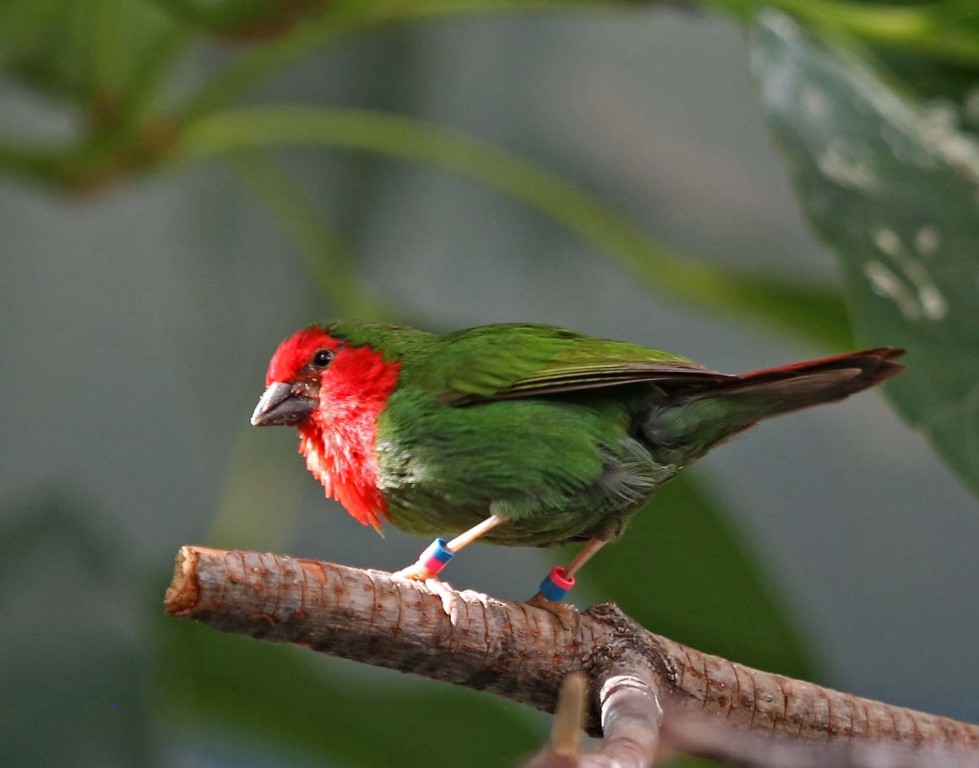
[251,382,317,427]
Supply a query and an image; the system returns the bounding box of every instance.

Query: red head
[266,326,341,387]
[250,325,401,530]
[251,326,343,427]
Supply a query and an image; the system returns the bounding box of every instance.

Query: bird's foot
[394,538,454,583]
[524,566,581,631]
[525,591,556,609]
[525,592,583,634]
[393,561,438,581]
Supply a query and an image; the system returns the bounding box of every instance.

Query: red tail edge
[739,347,906,386]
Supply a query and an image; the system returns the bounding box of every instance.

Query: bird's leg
[562,537,608,581]
[527,537,608,606]
[394,514,503,582]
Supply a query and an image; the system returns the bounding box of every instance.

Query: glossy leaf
[751,9,979,496]
[706,0,979,66]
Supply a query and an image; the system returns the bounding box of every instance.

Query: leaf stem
[178,0,602,119]
[118,22,196,131]
[230,152,385,318]
[176,105,849,347]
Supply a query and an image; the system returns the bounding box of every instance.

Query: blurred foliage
[589,474,813,680]
[0,494,150,767]
[157,617,544,767]
[182,105,851,349]
[752,9,979,496]
[3,0,979,765]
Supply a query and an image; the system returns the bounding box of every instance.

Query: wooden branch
[164,546,979,765]
[526,671,663,768]
[659,713,979,768]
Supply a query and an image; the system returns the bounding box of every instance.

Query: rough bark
[164,546,979,764]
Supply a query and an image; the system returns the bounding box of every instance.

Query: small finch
[251,322,903,600]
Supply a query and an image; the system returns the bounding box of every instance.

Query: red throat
[268,328,400,530]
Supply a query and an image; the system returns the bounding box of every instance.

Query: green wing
[422,324,734,405]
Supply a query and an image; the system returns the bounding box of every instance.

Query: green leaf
[0,0,178,108]
[751,10,979,497]
[154,0,315,33]
[584,474,815,680]
[177,106,850,349]
[706,0,979,66]
[0,491,151,767]
[157,615,543,767]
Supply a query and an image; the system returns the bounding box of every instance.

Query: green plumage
[322,322,903,547]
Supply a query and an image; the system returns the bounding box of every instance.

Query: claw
[393,561,438,581]
[525,592,554,609]
[525,592,583,634]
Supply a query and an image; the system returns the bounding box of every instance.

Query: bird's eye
[312,348,333,367]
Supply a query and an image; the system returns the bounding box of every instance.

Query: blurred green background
[2,1,978,766]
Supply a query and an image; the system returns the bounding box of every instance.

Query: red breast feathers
[265,326,401,530]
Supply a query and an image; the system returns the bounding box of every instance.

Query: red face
[265,326,340,386]
[249,324,402,529]
[251,326,338,427]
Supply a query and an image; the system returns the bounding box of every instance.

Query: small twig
[551,672,588,759]
[527,671,665,768]
[164,546,979,764]
[527,673,589,768]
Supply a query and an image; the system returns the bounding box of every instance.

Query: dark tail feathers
[640,347,904,454]
[721,347,906,419]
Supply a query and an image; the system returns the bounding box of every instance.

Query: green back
[328,321,726,405]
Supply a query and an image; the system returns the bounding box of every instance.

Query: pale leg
[527,537,608,607]
[394,514,503,581]
[446,515,503,552]
[562,537,607,580]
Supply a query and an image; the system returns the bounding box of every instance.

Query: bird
[251,321,904,601]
